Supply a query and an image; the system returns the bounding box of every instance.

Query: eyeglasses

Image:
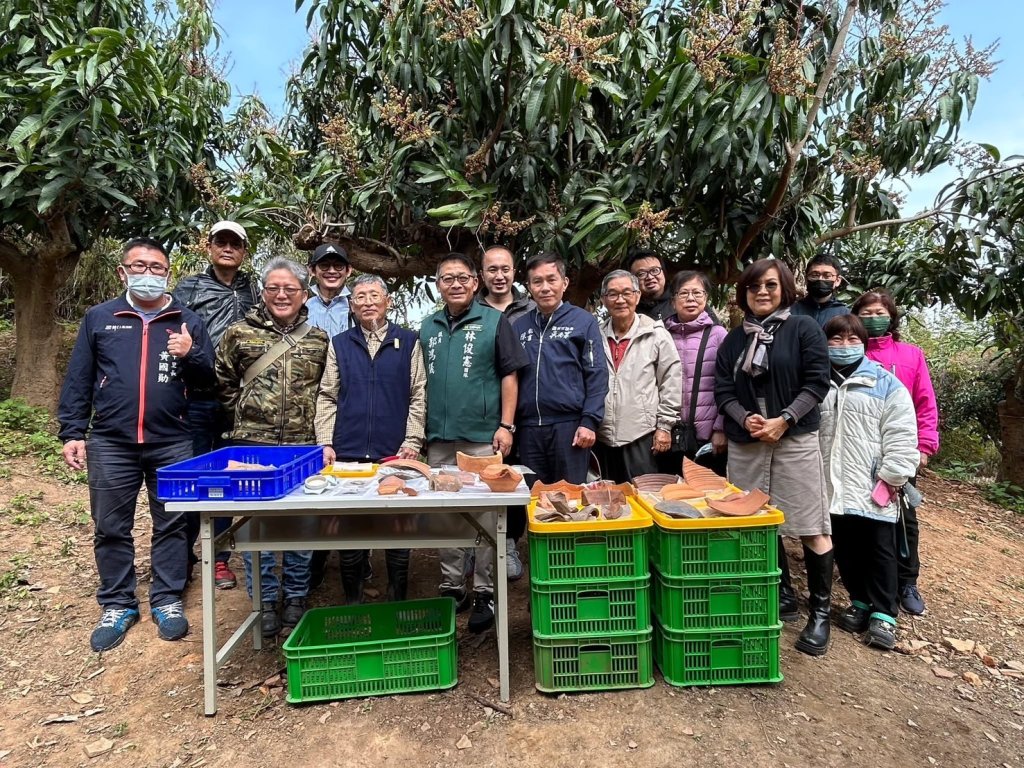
[211,236,244,248]
[603,289,639,302]
[263,285,304,297]
[746,281,780,293]
[316,262,348,274]
[122,261,169,276]
[674,290,706,299]
[351,292,385,305]
[437,273,475,287]
[633,267,663,279]
[807,271,837,281]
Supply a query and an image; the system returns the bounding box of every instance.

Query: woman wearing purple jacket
[662,271,728,475]
[852,289,940,616]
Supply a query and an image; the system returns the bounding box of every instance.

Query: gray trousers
[426,440,495,593]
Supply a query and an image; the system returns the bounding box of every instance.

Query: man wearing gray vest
[421,253,528,633]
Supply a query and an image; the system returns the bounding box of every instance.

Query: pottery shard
[479,465,523,493]
[707,488,771,517]
[380,458,433,481]
[943,637,976,654]
[660,483,705,500]
[431,474,463,492]
[1004,660,1024,673]
[83,738,114,758]
[932,667,957,679]
[378,476,406,495]
[682,457,729,490]
[456,451,502,473]
[962,671,984,687]
[531,480,584,500]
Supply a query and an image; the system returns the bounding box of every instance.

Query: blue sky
[213,0,1022,213]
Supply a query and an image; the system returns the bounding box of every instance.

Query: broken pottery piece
[379,458,433,482]
[682,458,729,490]
[531,480,584,500]
[479,465,524,492]
[456,451,503,473]
[654,500,703,519]
[660,483,705,500]
[706,488,770,516]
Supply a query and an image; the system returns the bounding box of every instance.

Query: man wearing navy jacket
[58,237,215,653]
[514,253,609,484]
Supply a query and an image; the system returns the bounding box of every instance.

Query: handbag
[670,326,712,456]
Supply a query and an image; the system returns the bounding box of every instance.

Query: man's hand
[743,414,765,436]
[492,426,513,456]
[751,416,789,444]
[322,446,336,467]
[397,446,419,460]
[651,428,671,454]
[62,440,86,470]
[167,323,193,358]
[572,426,596,450]
[711,430,728,454]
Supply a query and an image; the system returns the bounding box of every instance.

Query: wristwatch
[499,422,516,433]
[782,411,797,428]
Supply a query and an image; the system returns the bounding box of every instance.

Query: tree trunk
[7,248,79,410]
[997,362,1024,487]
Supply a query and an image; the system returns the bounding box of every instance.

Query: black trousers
[594,432,660,482]
[898,476,921,586]
[518,421,591,484]
[832,514,899,621]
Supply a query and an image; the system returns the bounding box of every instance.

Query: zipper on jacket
[137,322,149,443]
[534,313,546,426]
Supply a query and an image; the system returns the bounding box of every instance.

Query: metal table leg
[495,508,510,703]
[201,513,217,716]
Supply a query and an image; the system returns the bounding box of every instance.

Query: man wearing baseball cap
[306,242,354,340]
[173,220,260,591]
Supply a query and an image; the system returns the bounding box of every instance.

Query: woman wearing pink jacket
[852,289,940,616]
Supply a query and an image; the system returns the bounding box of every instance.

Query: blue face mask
[125,273,168,301]
[828,344,864,366]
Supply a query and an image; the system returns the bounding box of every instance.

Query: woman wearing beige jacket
[595,270,682,481]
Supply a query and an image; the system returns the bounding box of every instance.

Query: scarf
[739,308,791,377]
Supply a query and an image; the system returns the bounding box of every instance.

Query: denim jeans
[184,398,231,566]
[86,437,192,609]
[243,550,312,602]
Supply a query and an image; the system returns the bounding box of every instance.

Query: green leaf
[524,80,546,133]
[978,143,1000,162]
[7,114,42,147]
[36,176,71,213]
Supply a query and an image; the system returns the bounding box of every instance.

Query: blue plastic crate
[156,445,323,501]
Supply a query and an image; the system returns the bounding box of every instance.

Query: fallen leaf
[83,737,113,759]
[69,693,93,705]
[456,735,472,750]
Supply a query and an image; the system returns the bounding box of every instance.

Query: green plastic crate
[533,629,654,693]
[653,620,783,687]
[652,570,780,632]
[528,528,648,582]
[282,598,457,703]
[650,523,778,579]
[530,576,651,636]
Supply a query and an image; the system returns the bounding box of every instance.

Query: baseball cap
[209,221,248,243]
[310,242,350,266]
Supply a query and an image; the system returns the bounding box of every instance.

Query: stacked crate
[527,498,655,692]
[646,501,785,686]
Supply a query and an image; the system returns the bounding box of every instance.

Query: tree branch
[735,0,858,259]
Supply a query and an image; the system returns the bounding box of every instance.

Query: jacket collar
[309,283,351,306]
[836,356,880,388]
[664,311,713,335]
[867,334,895,352]
[203,265,252,290]
[601,312,656,341]
[113,292,179,319]
[246,302,310,332]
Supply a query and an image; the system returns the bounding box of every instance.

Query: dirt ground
[0,460,1022,768]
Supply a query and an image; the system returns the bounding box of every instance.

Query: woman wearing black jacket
[715,259,833,656]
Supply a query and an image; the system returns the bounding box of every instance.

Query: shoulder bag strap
[686,326,713,425]
[240,322,312,388]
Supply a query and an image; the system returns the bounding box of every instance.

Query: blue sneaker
[900,584,926,616]
[151,600,189,641]
[506,540,524,581]
[90,607,140,652]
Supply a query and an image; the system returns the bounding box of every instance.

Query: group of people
[58,226,938,661]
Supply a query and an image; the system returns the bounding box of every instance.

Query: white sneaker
[506,539,524,581]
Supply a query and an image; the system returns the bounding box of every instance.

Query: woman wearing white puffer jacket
[818,315,919,652]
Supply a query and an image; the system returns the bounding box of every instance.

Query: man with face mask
[58,237,216,652]
[790,252,851,327]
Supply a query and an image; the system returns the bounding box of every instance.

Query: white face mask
[125,273,168,301]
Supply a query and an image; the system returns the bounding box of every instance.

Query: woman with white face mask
[819,314,919,651]
[852,289,939,617]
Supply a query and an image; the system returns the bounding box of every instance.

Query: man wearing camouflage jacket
[215,257,329,637]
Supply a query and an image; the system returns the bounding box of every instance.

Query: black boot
[795,546,833,657]
[339,552,366,605]
[778,537,799,622]
[385,549,410,602]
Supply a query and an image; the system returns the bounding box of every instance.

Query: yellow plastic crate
[527,496,653,534]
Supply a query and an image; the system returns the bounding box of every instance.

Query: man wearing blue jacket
[58,237,215,653]
[514,253,609,484]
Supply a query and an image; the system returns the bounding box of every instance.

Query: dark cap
[309,242,350,267]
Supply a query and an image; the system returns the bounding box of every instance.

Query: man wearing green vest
[421,253,529,633]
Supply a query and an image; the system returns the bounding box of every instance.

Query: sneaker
[214,561,237,590]
[468,591,495,634]
[440,587,473,614]
[863,618,897,651]
[151,600,189,641]
[900,584,926,616]
[506,540,524,581]
[90,607,140,652]
[837,603,870,633]
[261,601,281,637]
[281,597,307,630]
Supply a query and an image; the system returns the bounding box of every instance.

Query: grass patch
[0,399,85,484]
